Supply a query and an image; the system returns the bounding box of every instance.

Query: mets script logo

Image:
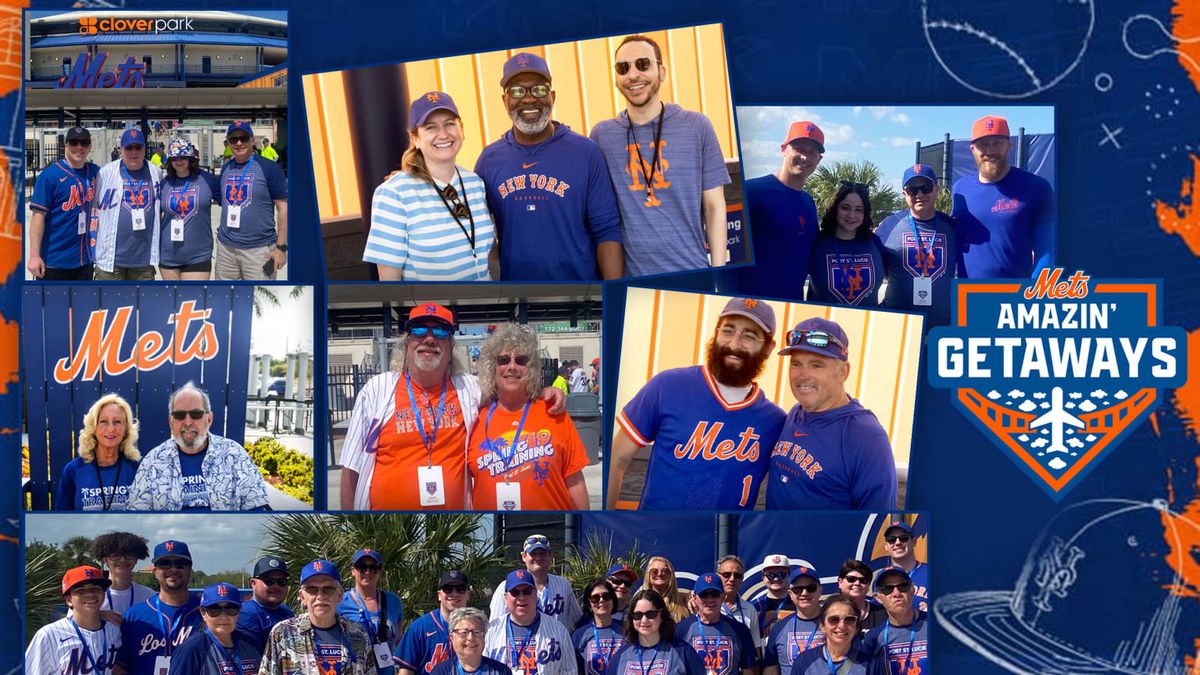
[224,173,254,207]
[928,269,1186,499]
[826,254,876,306]
[168,185,199,222]
[902,232,947,281]
[1030,535,1084,612]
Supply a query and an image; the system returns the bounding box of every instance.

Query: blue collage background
[7,0,1200,672]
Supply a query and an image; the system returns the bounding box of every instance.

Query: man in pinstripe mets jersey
[488,535,581,633]
[606,297,786,510]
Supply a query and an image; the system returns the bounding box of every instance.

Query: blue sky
[737,105,1055,192]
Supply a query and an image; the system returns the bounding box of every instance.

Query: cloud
[890,112,912,126]
[1018,434,1029,442]
[862,106,896,120]
[987,390,1002,400]
[1066,438,1085,449]
[1089,389,1108,398]
[1030,437,1048,448]
[1032,392,1046,399]
[1079,400,1098,412]
[1114,390,1128,400]
[1007,389,1026,398]
[886,137,920,147]
[859,141,876,149]
[1039,402,1050,409]
[1068,392,1083,399]
[1019,400,1038,412]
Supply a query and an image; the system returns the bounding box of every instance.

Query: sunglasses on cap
[588,592,615,604]
[877,581,913,595]
[496,354,531,366]
[509,586,535,597]
[409,325,452,339]
[204,604,241,617]
[885,535,911,544]
[525,535,550,547]
[228,135,251,144]
[784,328,847,353]
[614,57,659,75]
[256,576,289,587]
[67,139,92,147]
[506,84,550,99]
[789,583,820,595]
[824,614,858,627]
[172,409,205,420]
[630,609,661,620]
[838,180,869,192]
[718,571,744,580]
[903,183,934,196]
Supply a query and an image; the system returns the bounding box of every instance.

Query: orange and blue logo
[928,269,1186,499]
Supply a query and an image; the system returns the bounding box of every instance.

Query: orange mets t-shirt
[370,377,467,509]
[467,399,589,510]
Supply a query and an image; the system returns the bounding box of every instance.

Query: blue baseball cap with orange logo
[201,582,241,606]
[226,121,254,138]
[693,572,723,595]
[719,297,776,337]
[120,128,145,148]
[501,52,552,88]
[410,91,460,130]
[301,559,341,583]
[153,539,192,563]
[902,164,937,186]
[506,569,535,591]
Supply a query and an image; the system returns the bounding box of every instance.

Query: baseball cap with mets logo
[62,566,111,595]
[718,297,777,337]
[407,302,455,330]
[782,121,825,153]
[971,115,1010,142]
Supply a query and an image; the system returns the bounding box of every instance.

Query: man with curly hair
[90,531,155,623]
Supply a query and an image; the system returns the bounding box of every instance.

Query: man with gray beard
[474,52,623,281]
[126,381,269,510]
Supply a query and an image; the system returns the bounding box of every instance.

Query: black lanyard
[435,168,477,254]
[93,458,122,512]
[626,103,666,205]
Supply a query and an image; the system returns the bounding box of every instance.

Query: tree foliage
[806,160,905,230]
[559,529,651,596]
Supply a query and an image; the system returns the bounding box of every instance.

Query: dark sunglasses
[789,584,820,595]
[124,144,145,151]
[589,593,615,604]
[505,84,550,99]
[441,584,468,594]
[509,587,535,597]
[607,577,632,587]
[877,582,913,595]
[824,615,858,627]
[718,571,744,580]
[698,590,722,599]
[439,184,471,220]
[67,139,92,147]
[785,328,847,353]
[885,535,911,544]
[903,183,934,196]
[156,560,192,570]
[257,576,289,587]
[171,409,206,420]
[204,604,241,617]
[228,135,251,144]
[354,564,381,573]
[764,571,788,581]
[841,575,869,585]
[614,57,659,75]
[410,325,452,339]
[496,354,531,366]
[839,180,869,192]
[630,610,661,620]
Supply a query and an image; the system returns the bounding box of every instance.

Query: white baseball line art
[1123,13,1200,77]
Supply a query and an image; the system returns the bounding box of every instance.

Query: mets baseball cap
[226,121,254,138]
[410,91,460,130]
[505,569,535,591]
[971,114,1010,142]
[885,521,915,537]
[782,121,825,153]
[120,128,145,148]
[873,566,911,591]
[761,553,790,570]
[166,138,196,160]
[523,533,552,553]
[693,572,723,595]
[201,582,241,607]
[778,317,849,361]
[253,555,289,578]
[62,566,111,595]
[501,52,552,88]
[351,547,383,566]
[789,566,820,585]
[153,540,192,564]
[439,570,469,588]
[300,559,341,584]
[65,126,91,143]
[591,358,600,366]
[606,563,638,582]
[719,297,776,337]
[901,164,937,186]
[408,302,455,330]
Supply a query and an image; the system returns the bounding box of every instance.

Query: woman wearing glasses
[364,91,496,281]
[430,607,510,675]
[170,582,264,674]
[643,557,690,623]
[573,580,625,675]
[56,393,141,511]
[467,323,590,510]
[608,589,705,675]
[158,138,219,280]
[336,548,405,675]
[806,182,885,307]
[790,595,885,675]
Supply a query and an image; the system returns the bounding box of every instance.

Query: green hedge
[246,437,314,504]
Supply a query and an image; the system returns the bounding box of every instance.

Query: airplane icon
[1029,387,1085,454]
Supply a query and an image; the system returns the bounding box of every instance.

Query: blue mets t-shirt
[875,210,959,327]
[29,159,99,269]
[168,628,263,675]
[571,621,625,675]
[179,450,210,511]
[952,165,1055,278]
[113,164,157,267]
[217,155,287,249]
[313,623,354,674]
[119,595,204,675]
[726,174,818,300]
[618,365,785,510]
[806,234,885,307]
[861,612,928,675]
[676,615,758,675]
[159,171,220,267]
[789,645,884,675]
[607,639,705,675]
[763,614,824,672]
[429,656,513,675]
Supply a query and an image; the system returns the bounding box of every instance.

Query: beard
[509,103,551,136]
[705,337,771,387]
[174,430,208,451]
[975,154,1009,182]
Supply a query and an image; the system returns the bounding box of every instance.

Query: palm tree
[25,541,69,642]
[559,529,651,594]
[253,285,306,318]
[806,160,905,229]
[258,513,507,621]
[61,535,98,568]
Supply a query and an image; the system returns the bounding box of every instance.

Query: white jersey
[484,612,578,675]
[721,597,763,648]
[92,158,164,273]
[489,574,581,633]
[26,617,122,675]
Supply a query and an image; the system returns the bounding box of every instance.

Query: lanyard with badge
[634,643,659,675]
[880,622,918,667]
[224,161,253,229]
[907,214,933,307]
[404,372,449,506]
[696,620,721,675]
[590,623,617,675]
[58,159,91,235]
[350,589,395,668]
[205,628,246,675]
[505,617,535,675]
[166,176,193,243]
[70,617,109,675]
[153,597,188,675]
[822,646,852,675]
[485,400,532,511]
[789,614,818,660]
[120,163,149,232]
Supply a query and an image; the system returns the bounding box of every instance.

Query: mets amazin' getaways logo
[927,269,1186,499]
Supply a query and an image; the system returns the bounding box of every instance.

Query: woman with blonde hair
[364,91,496,281]
[56,393,140,511]
[644,556,691,622]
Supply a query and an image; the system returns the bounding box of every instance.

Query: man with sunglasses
[603,564,638,625]
[862,567,927,675]
[92,127,163,280]
[711,556,760,652]
[750,554,795,637]
[488,535,582,633]
[216,121,289,280]
[26,566,122,675]
[724,121,825,300]
[875,163,960,326]
[171,582,265,674]
[262,560,377,675]
[396,570,471,675]
[484,569,577,675]
[474,52,623,281]
[28,126,100,280]
[609,297,786,510]
[337,548,404,674]
[239,556,295,651]
[881,522,928,613]
[590,34,731,277]
[118,540,203,675]
[761,568,824,675]
[677,573,758,675]
[127,381,270,511]
[765,318,897,510]
[953,114,1055,278]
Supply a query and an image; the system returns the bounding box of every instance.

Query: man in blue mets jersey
[396,570,471,675]
[607,297,787,510]
[117,540,203,675]
[28,126,99,280]
[764,317,896,510]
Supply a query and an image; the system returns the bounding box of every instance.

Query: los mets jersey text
[495,173,570,199]
[673,422,762,461]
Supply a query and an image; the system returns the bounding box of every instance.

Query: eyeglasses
[607,577,631,588]
[838,180,869,193]
[441,585,468,594]
[505,84,550,99]
[877,582,913,595]
[451,629,484,639]
[789,584,820,595]
[354,564,380,573]
[509,587,534,597]
[439,183,471,220]
[204,604,241,617]
[824,614,858,627]
[256,576,289,587]
[784,329,847,354]
[614,57,659,75]
[589,593,615,604]
[885,535,911,544]
[647,568,670,578]
[67,139,92,147]
[302,585,342,597]
[764,571,788,581]
[124,144,145,151]
[171,409,206,420]
[228,135,251,144]
[156,560,191,570]
[496,354,531,366]
[903,183,934,196]
[841,575,869,585]
[410,325,452,339]
[718,571,744,580]
[717,325,765,346]
[697,590,722,600]
[630,610,661,620]
[106,553,138,562]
